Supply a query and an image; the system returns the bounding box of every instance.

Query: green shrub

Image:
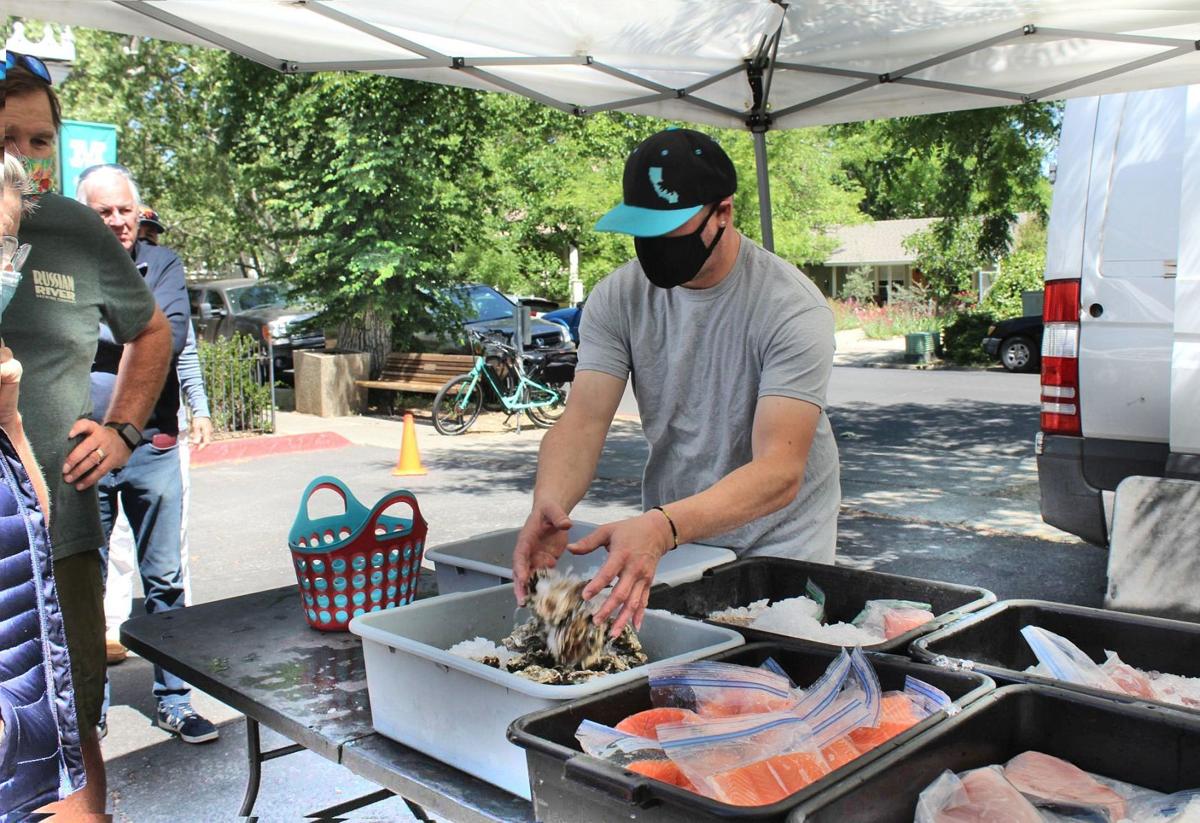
[983,245,1045,319]
[198,333,275,433]
[840,265,877,303]
[940,310,996,366]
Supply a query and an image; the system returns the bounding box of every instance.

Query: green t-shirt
[5,194,157,560]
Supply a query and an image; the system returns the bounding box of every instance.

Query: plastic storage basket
[288,476,427,632]
[645,557,995,654]
[507,643,994,822]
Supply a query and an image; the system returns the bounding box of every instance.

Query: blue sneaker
[156,703,219,744]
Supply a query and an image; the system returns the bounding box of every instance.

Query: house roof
[823,217,938,267]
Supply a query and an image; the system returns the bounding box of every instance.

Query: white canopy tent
[11,1,1200,248]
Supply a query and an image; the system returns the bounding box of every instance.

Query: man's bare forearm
[660,455,803,546]
[104,309,172,428]
[531,415,607,513]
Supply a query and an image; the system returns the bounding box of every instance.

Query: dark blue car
[542,303,583,345]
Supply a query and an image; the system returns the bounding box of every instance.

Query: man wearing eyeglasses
[3,54,174,815]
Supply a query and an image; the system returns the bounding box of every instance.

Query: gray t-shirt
[578,236,840,562]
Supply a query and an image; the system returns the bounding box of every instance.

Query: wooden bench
[356,352,475,410]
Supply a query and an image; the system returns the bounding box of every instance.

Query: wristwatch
[105,421,144,451]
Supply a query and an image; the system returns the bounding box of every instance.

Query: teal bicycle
[431,330,571,435]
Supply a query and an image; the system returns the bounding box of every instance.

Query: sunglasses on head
[4,51,53,85]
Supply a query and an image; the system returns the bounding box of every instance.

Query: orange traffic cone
[392,412,428,476]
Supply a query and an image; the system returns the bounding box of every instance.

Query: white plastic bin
[349,584,744,799]
[426,521,736,595]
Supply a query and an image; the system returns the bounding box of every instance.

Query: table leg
[240,716,307,817]
[240,717,263,817]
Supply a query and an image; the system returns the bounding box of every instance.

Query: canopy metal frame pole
[752,131,774,252]
[745,5,787,252]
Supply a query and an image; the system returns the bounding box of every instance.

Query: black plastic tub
[645,557,995,654]
[911,599,1200,714]
[789,684,1200,822]
[507,642,993,822]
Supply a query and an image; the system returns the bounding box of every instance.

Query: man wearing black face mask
[513,128,840,637]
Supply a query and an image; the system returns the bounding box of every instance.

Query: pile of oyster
[474,569,647,685]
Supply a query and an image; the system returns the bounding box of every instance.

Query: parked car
[981,314,1043,372]
[187,278,324,374]
[542,302,583,345]
[506,294,560,316]
[422,284,574,355]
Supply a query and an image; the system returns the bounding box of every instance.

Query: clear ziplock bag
[1021,626,1123,693]
[649,661,795,717]
[657,710,829,805]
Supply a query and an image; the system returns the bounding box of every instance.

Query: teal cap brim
[594,203,702,237]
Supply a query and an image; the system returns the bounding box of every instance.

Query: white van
[1037,84,1200,546]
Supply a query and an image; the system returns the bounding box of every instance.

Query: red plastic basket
[288,477,427,632]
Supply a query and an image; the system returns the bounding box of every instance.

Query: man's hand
[512,500,573,605]
[189,416,213,450]
[62,420,131,490]
[0,347,22,433]
[571,512,674,637]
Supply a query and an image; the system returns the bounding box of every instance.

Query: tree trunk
[336,309,392,377]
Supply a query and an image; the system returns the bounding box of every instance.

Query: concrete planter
[294,350,370,417]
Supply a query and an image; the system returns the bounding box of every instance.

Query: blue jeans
[98,440,191,711]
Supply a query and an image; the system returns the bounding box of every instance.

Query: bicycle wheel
[525,381,569,428]
[432,374,484,435]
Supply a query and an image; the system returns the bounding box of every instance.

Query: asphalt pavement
[99,364,1107,821]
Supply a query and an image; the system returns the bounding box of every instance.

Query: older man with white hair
[76,164,218,744]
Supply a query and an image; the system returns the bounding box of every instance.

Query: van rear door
[1078,86,1185,446]
[1169,85,1200,471]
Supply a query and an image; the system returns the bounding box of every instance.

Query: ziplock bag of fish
[708,581,935,646]
[1022,626,1200,710]
[575,651,955,807]
[915,750,1200,823]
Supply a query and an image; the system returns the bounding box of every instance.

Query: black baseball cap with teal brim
[595,128,737,237]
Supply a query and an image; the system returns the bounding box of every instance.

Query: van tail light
[1041,279,1082,436]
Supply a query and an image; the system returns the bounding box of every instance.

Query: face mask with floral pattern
[21,156,57,196]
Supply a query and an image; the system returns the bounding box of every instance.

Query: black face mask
[634,206,725,289]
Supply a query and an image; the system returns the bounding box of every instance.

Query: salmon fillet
[935,767,1043,823]
[1003,750,1126,820]
[709,751,832,806]
[615,707,698,739]
[884,608,936,639]
[848,693,923,753]
[626,759,698,792]
[820,736,864,771]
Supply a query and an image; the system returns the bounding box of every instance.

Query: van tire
[1000,335,1039,373]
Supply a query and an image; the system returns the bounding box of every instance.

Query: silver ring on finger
[96,446,106,460]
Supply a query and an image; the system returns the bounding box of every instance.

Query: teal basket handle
[290,476,370,539]
[366,490,426,541]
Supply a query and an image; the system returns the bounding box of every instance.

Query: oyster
[476,568,651,685]
[526,569,608,669]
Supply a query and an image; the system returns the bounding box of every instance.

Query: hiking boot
[106,639,128,664]
[156,703,219,744]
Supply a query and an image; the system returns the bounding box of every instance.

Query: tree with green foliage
[57,29,275,275]
[449,96,663,300]
[835,104,1059,258]
[904,218,990,308]
[217,63,496,367]
[983,219,1048,319]
[723,128,865,266]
